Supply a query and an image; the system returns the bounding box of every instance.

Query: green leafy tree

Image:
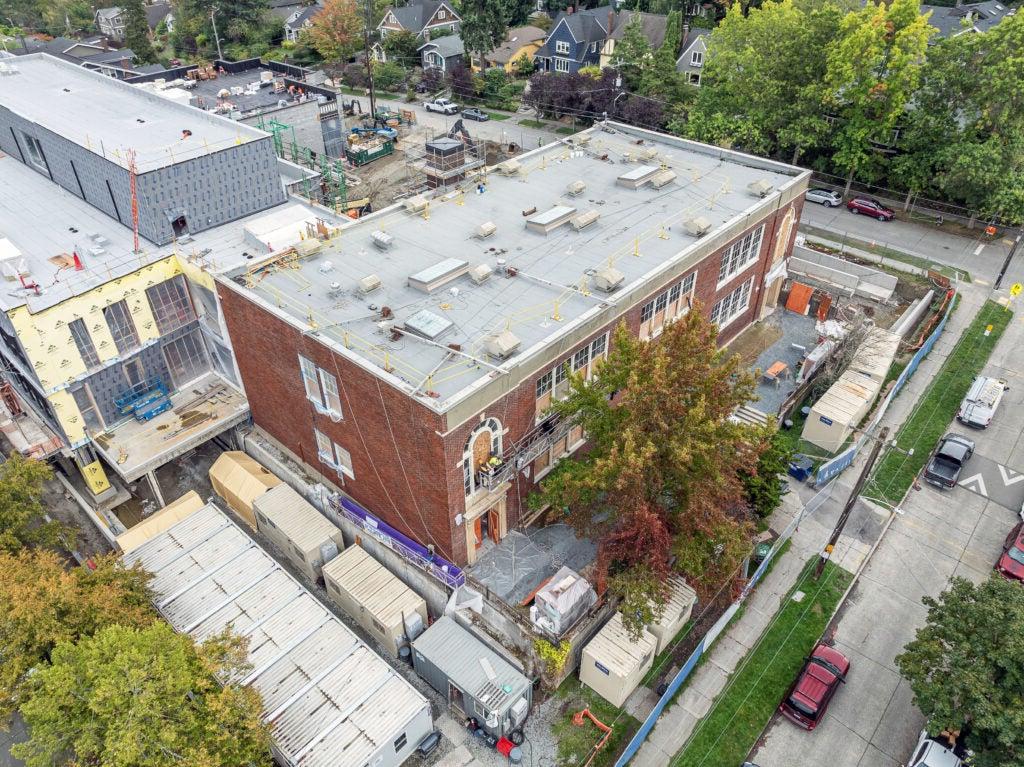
[0,550,154,720]
[640,9,684,99]
[532,312,765,637]
[511,51,535,78]
[0,453,61,554]
[373,59,407,90]
[612,12,652,90]
[459,0,507,69]
[824,0,934,192]
[306,0,361,63]
[13,622,273,767]
[896,576,1024,767]
[504,0,536,26]
[381,28,419,65]
[740,424,792,517]
[123,0,158,64]
[171,0,270,57]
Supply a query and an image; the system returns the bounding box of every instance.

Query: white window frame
[640,271,697,340]
[314,427,333,464]
[710,278,753,329]
[462,417,503,496]
[689,72,701,86]
[437,8,446,19]
[691,50,703,66]
[22,132,48,173]
[717,225,765,287]
[555,57,570,72]
[299,355,322,406]
[319,369,343,418]
[333,442,354,479]
[555,40,570,54]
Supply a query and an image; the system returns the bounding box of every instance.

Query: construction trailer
[253,483,345,582]
[322,544,428,657]
[122,502,433,767]
[208,450,282,529]
[580,613,658,708]
[412,616,531,738]
[647,576,698,654]
[801,371,879,452]
[115,491,206,553]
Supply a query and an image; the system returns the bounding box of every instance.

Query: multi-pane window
[536,370,553,399]
[535,334,609,420]
[718,225,765,284]
[333,442,354,478]
[572,346,589,372]
[639,270,697,340]
[710,278,753,328]
[300,355,321,405]
[314,428,332,462]
[319,369,342,415]
[162,330,209,386]
[103,300,140,354]
[22,133,48,173]
[314,427,353,479]
[69,318,100,369]
[555,40,569,53]
[71,385,104,434]
[298,356,343,417]
[146,276,195,334]
[555,57,570,72]
[691,50,703,66]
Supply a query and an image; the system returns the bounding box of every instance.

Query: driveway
[750,292,1024,767]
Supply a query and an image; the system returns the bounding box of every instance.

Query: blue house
[534,5,614,74]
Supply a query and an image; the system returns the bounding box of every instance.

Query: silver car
[805,188,843,207]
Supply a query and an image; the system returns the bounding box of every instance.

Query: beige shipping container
[208,451,281,528]
[648,577,698,655]
[252,483,344,582]
[322,545,428,656]
[801,371,880,452]
[580,613,658,707]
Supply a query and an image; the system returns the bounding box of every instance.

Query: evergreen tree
[124,0,157,64]
[640,9,683,98]
[612,12,652,90]
[459,0,507,68]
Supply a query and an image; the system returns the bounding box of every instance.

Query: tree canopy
[458,0,507,65]
[13,622,272,767]
[896,576,1024,767]
[532,312,764,637]
[306,0,362,63]
[0,453,62,554]
[123,0,158,64]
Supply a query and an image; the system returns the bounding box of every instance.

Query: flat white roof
[123,503,429,767]
[322,545,426,629]
[584,613,657,677]
[253,483,342,553]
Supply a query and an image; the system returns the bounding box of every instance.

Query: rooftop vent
[371,230,394,250]
[525,205,577,235]
[651,169,677,189]
[617,164,661,190]
[748,179,774,198]
[403,195,429,213]
[358,274,382,294]
[469,264,493,284]
[475,221,497,239]
[682,215,712,237]
[404,309,454,340]
[639,147,659,160]
[484,329,521,360]
[295,238,321,257]
[408,258,470,292]
[571,210,600,231]
[566,180,587,197]
[593,267,625,293]
[496,159,521,176]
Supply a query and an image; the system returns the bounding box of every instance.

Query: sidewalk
[631,283,989,767]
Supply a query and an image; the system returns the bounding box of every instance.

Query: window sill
[714,306,750,331]
[716,258,758,291]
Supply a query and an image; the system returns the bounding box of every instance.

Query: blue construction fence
[814,291,956,487]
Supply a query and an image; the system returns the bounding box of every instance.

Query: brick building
[217,122,810,567]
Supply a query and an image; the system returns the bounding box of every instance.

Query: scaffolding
[258,115,348,212]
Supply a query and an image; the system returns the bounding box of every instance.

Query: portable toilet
[252,483,344,582]
[648,577,698,655]
[322,544,428,656]
[580,613,658,707]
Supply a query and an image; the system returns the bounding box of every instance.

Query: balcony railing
[476,414,576,491]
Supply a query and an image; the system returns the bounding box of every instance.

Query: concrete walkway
[633,282,989,767]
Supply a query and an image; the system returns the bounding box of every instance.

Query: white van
[906,729,969,767]
[957,376,1007,428]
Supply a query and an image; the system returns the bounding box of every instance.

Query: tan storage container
[208,451,281,528]
[580,613,658,707]
[322,544,428,656]
[648,577,698,654]
[252,483,344,582]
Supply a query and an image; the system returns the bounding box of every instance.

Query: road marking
[998,464,1024,486]
[974,243,985,255]
[958,473,989,496]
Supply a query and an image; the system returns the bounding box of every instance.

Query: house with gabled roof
[675,27,709,86]
[533,5,614,74]
[374,0,461,60]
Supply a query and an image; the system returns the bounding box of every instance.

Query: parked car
[461,107,490,121]
[907,729,969,767]
[923,434,975,489]
[423,97,458,115]
[805,188,843,207]
[996,521,1024,582]
[957,375,1008,428]
[779,643,850,730]
[846,196,895,221]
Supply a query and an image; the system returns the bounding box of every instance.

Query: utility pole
[210,6,223,61]
[994,226,1023,291]
[362,0,377,119]
[814,426,889,579]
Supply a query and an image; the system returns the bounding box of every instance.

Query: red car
[846,196,895,221]
[996,522,1024,582]
[779,643,850,730]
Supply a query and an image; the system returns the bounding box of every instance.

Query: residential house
[268,0,307,24]
[145,2,174,35]
[10,36,142,79]
[922,0,1011,39]
[215,121,809,568]
[675,28,708,86]
[95,7,127,41]
[599,10,668,69]
[534,6,613,73]
[374,0,461,60]
[478,25,547,72]
[419,34,464,73]
[284,4,322,42]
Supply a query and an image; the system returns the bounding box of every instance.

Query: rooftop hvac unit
[371,230,394,250]
[621,151,635,163]
[576,134,591,146]
[476,221,497,239]
[295,238,321,256]
[484,329,521,360]
[593,266,624,292]
[748,179,774,198]
[571,210,600,231]
[469,264,493,284]
[496,159,521,176]
[510,697,529,729]
[358,274,382,294]
[651,169,677,189]
[403,195,428,213]
[566,180,587,197]
[640,147,659,160]
[682,215,712,237]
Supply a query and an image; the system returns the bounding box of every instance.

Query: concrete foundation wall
[790,246,897,302]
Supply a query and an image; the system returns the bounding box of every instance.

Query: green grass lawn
[671,558,854,767]
[483,111,513,121]
[552,677,640,767]
[868,298,1010,506]
[555,126,576,135]
[519,119,549,128]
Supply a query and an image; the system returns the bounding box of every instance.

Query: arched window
[462,418,502,496]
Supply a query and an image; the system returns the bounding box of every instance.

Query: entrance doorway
[449,683,465,713]
[171,215,189,237]
[472,507,501,550]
